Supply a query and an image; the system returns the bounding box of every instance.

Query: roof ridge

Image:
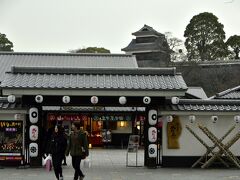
[216,85,240,97]
[9,66,177,75]
[0,51,132,57]
[177,98,240,105]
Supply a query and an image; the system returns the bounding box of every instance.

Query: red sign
[48,114,86,121]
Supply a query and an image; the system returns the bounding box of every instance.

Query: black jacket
[66,130,89,157]
[50,133,67,156]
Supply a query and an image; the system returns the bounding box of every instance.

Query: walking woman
[66,123,89,180]
[50,125,67,180]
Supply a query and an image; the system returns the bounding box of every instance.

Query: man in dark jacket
[50,125,67,180]
[66,123,89,180]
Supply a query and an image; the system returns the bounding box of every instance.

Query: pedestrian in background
[50,125,67,180]
[66,123,89,180]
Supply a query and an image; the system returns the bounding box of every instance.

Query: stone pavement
[1,149,240,180]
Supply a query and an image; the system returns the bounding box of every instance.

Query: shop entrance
[42,109,146,150]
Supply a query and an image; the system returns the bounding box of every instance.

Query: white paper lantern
[14,114,22,120]
[29,125,39,141]
[29,143,38,157]
[91,96,98,104]
[119,96,127,105]
[148,110,157,125]
[62,96,70,104]
[171,97,179,104]
[234,115,240,123]
[29,107,38,124]
[148,144,157,158]
[211,116,218,123]
[166,115,173,123]
[148,127,157,143]
[143,96,151,104]
[189,115,196,123]
[35,95,43,103]
[7,95,16,103]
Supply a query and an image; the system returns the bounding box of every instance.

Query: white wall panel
[162,115,240,156]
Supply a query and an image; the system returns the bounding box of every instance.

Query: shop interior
[45,112,145,148]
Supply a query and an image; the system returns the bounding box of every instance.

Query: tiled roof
[167,99,240,112]
[122,39,169,53]
[0,97,22,109]
[0,52,138,83]
[0,102,22,109]
[210,85,240,100]
[1,67,188,91]
[132,24,164,37]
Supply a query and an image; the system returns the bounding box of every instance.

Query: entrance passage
[42,107,146,150]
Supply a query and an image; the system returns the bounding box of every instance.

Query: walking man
[66,122,89,180]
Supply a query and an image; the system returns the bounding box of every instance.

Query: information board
[0,121,23,160]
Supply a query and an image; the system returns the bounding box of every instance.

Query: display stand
[126,135,142,167]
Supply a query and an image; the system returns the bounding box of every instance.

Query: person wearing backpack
[66,122,89,180]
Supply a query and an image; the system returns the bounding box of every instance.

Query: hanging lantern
[29,143,38,157]
[29,125,39,141]
[29,107,38,124]
[189,115,196,123]
[148,127,157,143]
[119,96,127,105]
[171,97,179,104]
[234,115,240,123]
[148,109,157,125]
[148,144,157,158]
[143,96,151,104]
[211,116,218,123]
[14,114,22,120]
[62,96,70,104]
[91,96,98,105]
[7,95,16,103]
[35,95,43,103]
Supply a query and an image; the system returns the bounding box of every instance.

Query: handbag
[46,159,52,172]
[81,147,86,159]
[83,158,91,168]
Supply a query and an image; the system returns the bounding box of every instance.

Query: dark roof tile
[1,67,188,91]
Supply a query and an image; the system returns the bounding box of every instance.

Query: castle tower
[122,25,171,67]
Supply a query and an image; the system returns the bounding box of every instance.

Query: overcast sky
[0,0,239,53]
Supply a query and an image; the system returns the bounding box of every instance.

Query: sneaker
[59,176,63,180]
[62,163,67,166]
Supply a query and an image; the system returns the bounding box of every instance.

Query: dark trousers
[72,156,84,180]
[52,154,64,180]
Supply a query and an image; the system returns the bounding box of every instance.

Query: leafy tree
[165,32,187,62]
[226,35,240,59]
[70,47,110,53]
[165,32,183,51]
[184,12,227,61]
[0,33,14,51]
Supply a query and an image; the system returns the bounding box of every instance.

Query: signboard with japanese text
[47,113,132,122]
[0,121,23,160]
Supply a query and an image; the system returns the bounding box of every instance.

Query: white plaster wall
[162,115,240,156]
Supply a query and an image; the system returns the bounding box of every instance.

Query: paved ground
[1,149,240,180]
